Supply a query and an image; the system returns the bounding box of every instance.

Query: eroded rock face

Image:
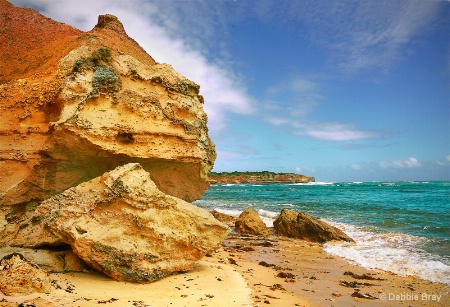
[0,253,53,296]
[273,209,354,243]
[211,210,237,227]
[235,208,270,237]
[0,247,88,272]
[34,163,229,282]
[0,2,215,246]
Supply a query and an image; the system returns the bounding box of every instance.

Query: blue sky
[11,0,450,181]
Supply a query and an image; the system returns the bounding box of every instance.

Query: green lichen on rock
[92,66,121,92]
[71,47,121,93]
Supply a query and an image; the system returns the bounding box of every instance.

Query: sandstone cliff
[0,1,215,245]
[208,171,315,184]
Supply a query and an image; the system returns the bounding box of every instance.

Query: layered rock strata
[33,164,230,282]
[0,1,215,246]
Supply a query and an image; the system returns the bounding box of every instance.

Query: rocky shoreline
[1,232,448,306]
[217,234,449,306]
[2,209,448,306]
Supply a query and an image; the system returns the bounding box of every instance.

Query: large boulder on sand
[34,163,230,282]
[0,253,53,296]
[235,208,270,237]
[273,209,354,243]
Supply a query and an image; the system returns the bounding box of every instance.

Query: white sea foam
[213,208,278,227]
[256,209,279,227]
[213,208,242,217]
[323,220,450,285]
[289,181,334,186]
[257,209,279,218]
[379,182,397,186]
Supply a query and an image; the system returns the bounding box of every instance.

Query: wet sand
[216,235,450,306]
[1,235,449,306]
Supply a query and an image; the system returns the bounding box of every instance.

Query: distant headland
[208,171,315,184]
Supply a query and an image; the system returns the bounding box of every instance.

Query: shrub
[91,47,111,65]
[92,66,121,92]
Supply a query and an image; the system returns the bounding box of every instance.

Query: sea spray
[194,181,450,284]
[323,220,450,285]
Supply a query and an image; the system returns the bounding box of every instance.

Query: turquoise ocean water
[194,181,450,285]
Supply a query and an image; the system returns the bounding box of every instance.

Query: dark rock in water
[235,208,270,237]
[273,209,354,243]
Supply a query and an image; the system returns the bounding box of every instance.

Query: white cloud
[248,0,442,74]
[351,164,362,171]
[295,166,316,174]
[264,76,324,119]
[436,155,450,166]
[10,0,253,131]
[262,75,384,142]
[266,117,291,126]
[296,123,381,141]
[380,157,422,169]
[332,0,440,73]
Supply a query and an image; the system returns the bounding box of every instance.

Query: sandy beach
[1,234,448,307]
[218,235,449,306]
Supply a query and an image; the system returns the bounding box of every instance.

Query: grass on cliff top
[208,171,300,177]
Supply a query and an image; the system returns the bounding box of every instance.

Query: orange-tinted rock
[0,253,53,296]
[211,210,237,227]
[0,2,215,246]
[0,247,88,272]
[208,171,314,184]
[273,209,354,243]
[235,208,270,237]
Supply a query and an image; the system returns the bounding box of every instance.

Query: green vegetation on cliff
[210,171,280,177]
[208,171,315,184]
